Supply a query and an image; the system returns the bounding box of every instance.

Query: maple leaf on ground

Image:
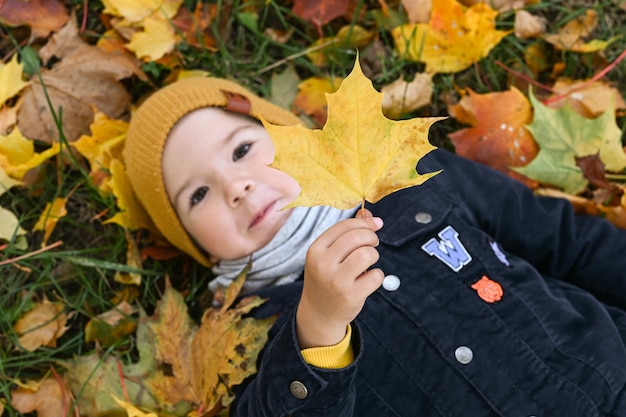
[263,57,443,210]
[292,0,351,26]
[546,79,626,118]
[0,127,61,180]
[447,87,539,187]
[63,265,274,417]
[292,76,343,128]
[32,196,69,246]
[513,91,626,195]
[381,73,434,119]
[391,0,512,73]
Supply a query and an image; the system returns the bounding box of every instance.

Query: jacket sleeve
[230,298,361,416]
[430,149,626,309]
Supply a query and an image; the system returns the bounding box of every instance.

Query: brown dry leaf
[448,87,539,187]
[514,9,545,39]
[265,58,443,209]
[173,2,219,51]
[546,79,626,118]
[14,297,69,352]
[381,73,433,119]
[17,17,136,143]
[0,0,69,38]
[0,101,19,135]
[292,0,352,25]
[401,0,431,23]
[10,377,66,417]
[292,76,343,127]
[32,196,68,246]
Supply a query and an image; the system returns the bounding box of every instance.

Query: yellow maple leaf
[0,127,61,180]
[391,0,512,73]
[32,197,68,246]
[126,16,176,61]
[263,58,443,210]
[73,112,128,186]
[0,54,29,108]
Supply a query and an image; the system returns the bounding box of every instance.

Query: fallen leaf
[268,65,301,112]
[458,0,537,12]
[10,377,66,417]
[0,53,29,108]
[84,301,138,346]
[102,0,182,23]
[306,25,376,67]
[391,0,512,73]
[0,127,61,180]
[0,206,27,249]
[381,73,433,119]
[14,297,69,352]
[575,153,612,189]
[401,0,431,23]
[102,158,156,232]
[543,9,618,52]
[514,9,545,39]
[264,58,443,209]
[292,0,352,25]
[125,16,177,61]
[546,79,626,118]
[112,396,158,417]
[0,0,69,38]
[32,196,69,246]
[72,112,128,187]
[448,87,539,186]
[17,17,135,143]
[113,228,143,286]
[0,101,19,135]
[0,165,22,196]
[514,91,626,194]
[292,75,343,127]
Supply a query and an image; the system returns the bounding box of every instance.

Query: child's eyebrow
[221,124,254,145]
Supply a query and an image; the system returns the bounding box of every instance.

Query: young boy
[125,76,626,416]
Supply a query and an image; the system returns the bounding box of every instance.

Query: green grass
[1,0,625,415]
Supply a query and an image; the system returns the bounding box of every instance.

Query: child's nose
[227,179,255,207]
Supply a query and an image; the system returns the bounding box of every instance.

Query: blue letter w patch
[421,225,472,272]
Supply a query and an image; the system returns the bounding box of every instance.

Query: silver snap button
[382,275,401,291]
[454,346,473,364]
[414,212,432,224]
[290,381,308,399]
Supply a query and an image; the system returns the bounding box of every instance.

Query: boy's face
[162,107,301,260]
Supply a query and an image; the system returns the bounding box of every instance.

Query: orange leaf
[0,0,69,38]
[14,297,69,352]
[448,87,539,187]
[10,377,66,417]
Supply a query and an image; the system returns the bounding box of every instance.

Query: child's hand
[296,208,384,349]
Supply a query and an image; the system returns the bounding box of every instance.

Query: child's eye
[233,143,251,161]
[190,186,208,207]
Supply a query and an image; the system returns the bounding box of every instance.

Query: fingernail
[373,217,384,228]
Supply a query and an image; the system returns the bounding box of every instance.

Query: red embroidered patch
[471,276,503,303]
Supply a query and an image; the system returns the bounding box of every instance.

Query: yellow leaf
[103,158,156,231]
[263,58,443,210]
[543,9,618,53]
[391,0,512,73]
[102,0,182,23]
[292,76,343,127]
[14,298,69,352]
[0,165,22,196]
[0,127,61,180]
[381,73,434,119]
[112,396,158,417]
[73,112,128,186]
[126,16,176,61]
[0,54,29,108]
[33,197,68,246]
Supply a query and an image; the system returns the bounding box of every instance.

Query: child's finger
[354,267,385,299]
[331,228,380,264]
[315,216,383,249]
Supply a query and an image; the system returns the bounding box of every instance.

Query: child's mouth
[249,201,275,229]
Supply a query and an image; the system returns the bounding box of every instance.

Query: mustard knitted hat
[124,77,301,266]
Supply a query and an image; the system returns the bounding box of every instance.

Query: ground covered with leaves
[1,0,626,416]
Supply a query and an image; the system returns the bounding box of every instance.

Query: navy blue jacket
[231,149,626,416]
